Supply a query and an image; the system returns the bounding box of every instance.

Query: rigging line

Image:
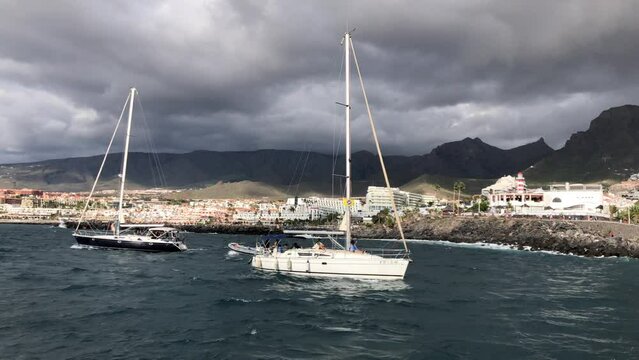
[139,116,159,188]
[75,93,130,232]
[132,97,157,187]
[135,96,158,186]
[351,39,408,252]
[286,150,305,197]
[136,95,163,187]
[136,96,168,188]
[294,146,312,196]
[140,100,167,188]
[137,106,160,188]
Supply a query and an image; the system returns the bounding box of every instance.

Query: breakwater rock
[178,224,279,235]
[353,217,639,258]
[64,217,639,258]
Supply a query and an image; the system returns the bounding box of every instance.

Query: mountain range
[526,105,639,182]
[0,137,552,196]
[2,104,638,197]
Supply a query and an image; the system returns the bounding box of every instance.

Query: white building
[366,187,406,213]
[365,186,437,213]
[544,183,604,212]
[484,173,605,217]
[481,175,517,196]
[286,196,365,215]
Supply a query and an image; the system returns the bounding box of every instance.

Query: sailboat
[72,88,187,252]
[250,32,411,279]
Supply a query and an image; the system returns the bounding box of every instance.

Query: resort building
[286,196,365,214]
[483,172,605,216]
[365,186,436,213]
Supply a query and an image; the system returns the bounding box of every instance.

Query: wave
[399,239,638,261]
[406,239,592,258]
[321,326,360,333]
[70,244,99,250]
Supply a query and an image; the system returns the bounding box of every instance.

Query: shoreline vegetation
[5,217,639,259]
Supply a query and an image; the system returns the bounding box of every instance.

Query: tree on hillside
[614,202,639,224]
[372,208,394,226]
[608,205,618,217]
[479,198,489,212]
[453,181,466,215]
[454,181,466,195]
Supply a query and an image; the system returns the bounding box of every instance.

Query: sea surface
[0,224,638,359]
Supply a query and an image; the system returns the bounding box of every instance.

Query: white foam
[408,239,518,252]
[70,244,97,250]
[323,326,359,333]
[406,238,616,259]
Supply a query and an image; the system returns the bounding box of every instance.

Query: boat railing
[73,229,112,236]
[258,246,410,259]
[364,248,411,259]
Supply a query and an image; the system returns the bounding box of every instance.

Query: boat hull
[73,234,186,252]
[251,251,409,280]
[228,242,259,255]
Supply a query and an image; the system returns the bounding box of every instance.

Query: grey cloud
[0,0,638,163]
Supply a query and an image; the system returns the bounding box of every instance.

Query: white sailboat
[72,88,187,252]
[250,32,411,280]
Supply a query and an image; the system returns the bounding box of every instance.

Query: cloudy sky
[1,0,639,163]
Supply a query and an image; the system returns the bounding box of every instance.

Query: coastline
[352,217,639,258]
[6,217,639,258]
[0,219,59,225]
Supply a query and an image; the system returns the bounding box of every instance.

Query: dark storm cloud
[1,0,638,163]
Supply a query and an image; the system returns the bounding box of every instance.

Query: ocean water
[1,224,638,359]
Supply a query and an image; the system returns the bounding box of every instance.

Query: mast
[344,32,352,250]
[116,87,136,235]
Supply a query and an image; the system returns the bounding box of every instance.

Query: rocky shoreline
[24,217,639,258]
[178,216,639,258]
[352,217,639,258]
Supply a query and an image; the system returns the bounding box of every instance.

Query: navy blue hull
[74,235,184,252]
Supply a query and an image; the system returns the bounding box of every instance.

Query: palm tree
[453,181,466,215]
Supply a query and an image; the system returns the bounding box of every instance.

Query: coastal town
[2,171,638,227]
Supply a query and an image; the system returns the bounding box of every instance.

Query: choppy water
[1,224,638,359]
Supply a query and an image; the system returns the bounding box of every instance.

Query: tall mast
[116,87,136,235]
[344,32,352,249]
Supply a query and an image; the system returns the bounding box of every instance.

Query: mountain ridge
[0,137,553,195]
[526,104,639,182]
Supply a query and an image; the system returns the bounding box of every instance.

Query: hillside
[526,105,639,182]
[402,174,496,199]
[422,137,553,178]
[166,181,288,200]
[0,137,552,196]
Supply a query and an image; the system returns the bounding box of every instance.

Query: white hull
[251,249,409,280]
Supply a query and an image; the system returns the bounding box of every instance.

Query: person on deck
[312,240,326,250]
[349,240,359,252]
